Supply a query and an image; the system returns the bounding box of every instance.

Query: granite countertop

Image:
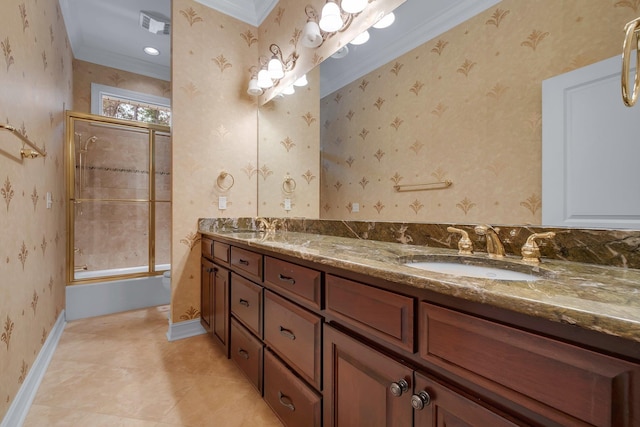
[201,230,640,344]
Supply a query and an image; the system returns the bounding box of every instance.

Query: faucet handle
[447,227,474,255]
[521,232,556,264]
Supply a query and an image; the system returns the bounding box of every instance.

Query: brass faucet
[521,232,556,264]
[474,225,505,258]
[447,227,473,255]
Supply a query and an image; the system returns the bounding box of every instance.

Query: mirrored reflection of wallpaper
[321,0,640,224]
[172,0,259,323]
[72,59,171,114]
[258,66,320,218]
[0,0,72,418]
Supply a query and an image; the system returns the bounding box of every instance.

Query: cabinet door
[212,265,230,358]
[323,325,413,427]
[200,257,215,333]
[413,372,523,427]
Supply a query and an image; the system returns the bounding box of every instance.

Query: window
[91,83,171,126]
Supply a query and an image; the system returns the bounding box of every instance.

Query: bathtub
[67,263,171,321]
[74,263,170,280]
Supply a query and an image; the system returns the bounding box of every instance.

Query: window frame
[90,83,171,124]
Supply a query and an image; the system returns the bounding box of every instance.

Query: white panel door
[542,55,640,229]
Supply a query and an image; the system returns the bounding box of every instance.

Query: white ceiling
[59,0,499,94]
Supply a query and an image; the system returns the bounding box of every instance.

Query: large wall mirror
[258,0,640,228]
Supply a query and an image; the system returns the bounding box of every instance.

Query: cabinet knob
[389,379,409,397]
[411,391,431,410]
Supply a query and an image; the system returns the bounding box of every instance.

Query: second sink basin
[405,261,540,281]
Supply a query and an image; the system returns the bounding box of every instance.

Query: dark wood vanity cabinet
[201,235,640,427]
[201,237,230,357]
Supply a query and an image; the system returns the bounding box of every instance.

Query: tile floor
[23,306,283,427]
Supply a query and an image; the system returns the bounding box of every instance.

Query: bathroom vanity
[199,228,640,427]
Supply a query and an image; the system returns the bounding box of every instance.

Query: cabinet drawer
[326,275,415,353]
[230,247,262,282]
[264,257,322,309]
[264,291,322,390]
[420,303,640,427]
[201,236,213,260]
[230,273,263,337]
[213,241,230,264]
[230,318,263,394]
[264,349,321,427]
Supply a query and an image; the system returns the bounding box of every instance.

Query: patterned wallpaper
[171,0,259,323]
[257,65,320,218]
[72,59,171,114]
[320,0,640,224]
[0,0,72,419]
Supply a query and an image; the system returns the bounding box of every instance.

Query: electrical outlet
[352,202,359,212]
[218,196,227,210]
[284,198,292,211]
[46,192,52,209]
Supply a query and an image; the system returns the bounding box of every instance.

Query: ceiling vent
[139,11,170,35]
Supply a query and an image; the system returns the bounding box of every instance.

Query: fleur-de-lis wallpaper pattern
[171,0,259,323]
[72,59,171,114]
[0,0,72,417]
[258,66,320,218]
[320,0,640,224]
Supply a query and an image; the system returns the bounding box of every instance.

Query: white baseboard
[66,275,170,321]
[1,310,66,427]
[166,318,207,341]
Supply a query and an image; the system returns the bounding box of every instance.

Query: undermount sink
[402,256,542,282]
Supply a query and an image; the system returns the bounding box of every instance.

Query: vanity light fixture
[257,68,274,89]
[143,46,160,56]
[340,0,367,14]
[319,1,344,32]
[282,85,295,95]
[349,30,370,46]
[331,45,349,59]
[293,74,308,87]
[247,77,263,96]
[372,12,395,29]
[302,20,323,48]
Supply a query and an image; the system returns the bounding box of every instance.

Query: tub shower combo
[66,112,171,285]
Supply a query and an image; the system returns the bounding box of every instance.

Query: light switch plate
[352,202,359,212]
[218,196,227,210]
[46,192,52,209]
[284,198,292,211]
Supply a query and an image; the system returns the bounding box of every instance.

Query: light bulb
[319,1,343,32]
[293,74,308,87]
[331,45,349,59]
[341,0,367,14]
[373,12,395,29]
[268,57,284,79]
[283,85,295,95]
[257,69,273,89]
[349,30,370,46]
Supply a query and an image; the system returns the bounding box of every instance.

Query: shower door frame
[65,111,171,285]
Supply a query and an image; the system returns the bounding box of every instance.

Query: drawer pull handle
[238,348,249,360]
[279,326,296,340]
[206,267,215,273]
[278,274,296,285]
[278,391,295,412]
[238,259,250,266]
[411,391,431,410]
[389,379,409,397]
[239,299,250,307]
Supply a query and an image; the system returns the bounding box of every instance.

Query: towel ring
[622,17,640,106]
[216,171,235,191]
[282,176,296,194]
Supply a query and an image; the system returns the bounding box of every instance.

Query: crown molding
[193,0,279,26]
[320,0,501,98]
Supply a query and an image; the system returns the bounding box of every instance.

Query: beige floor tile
[25,307,282,426]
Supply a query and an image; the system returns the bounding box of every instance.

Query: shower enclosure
[66,112,171,284]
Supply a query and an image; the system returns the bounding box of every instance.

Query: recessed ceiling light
[143,46,160,56]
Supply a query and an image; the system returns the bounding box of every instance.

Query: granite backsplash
[198,218,640,270]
